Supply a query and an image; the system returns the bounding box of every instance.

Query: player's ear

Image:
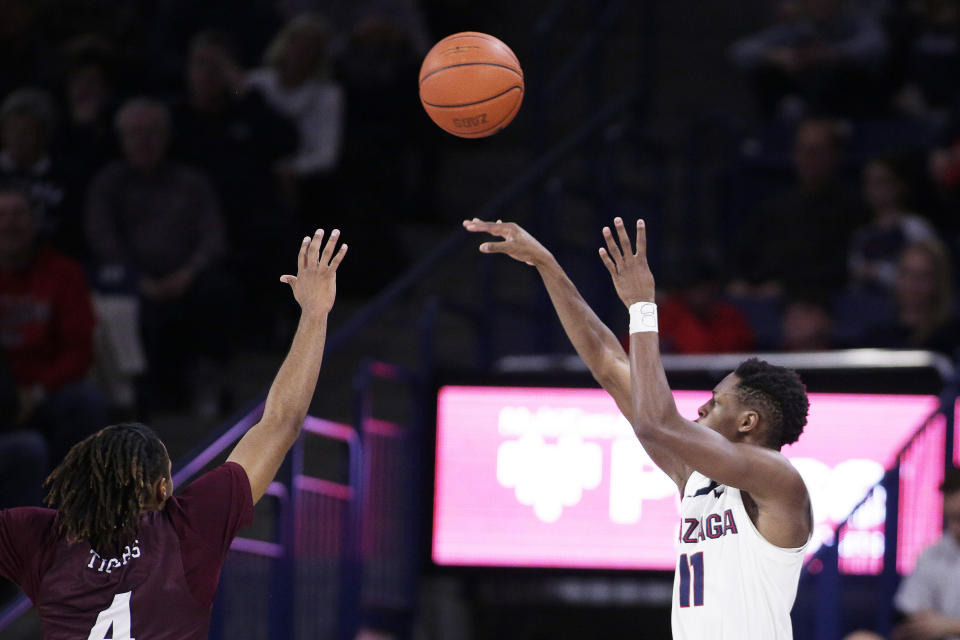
[737,410,760,436]
[154,476,169,504]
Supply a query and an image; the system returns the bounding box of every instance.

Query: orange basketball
[419,32,524,138]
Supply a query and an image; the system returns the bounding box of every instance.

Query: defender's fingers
[635,219,647,259]
[602,226,623,263]
[329,243,348,269]
[598,248,618,276]
[479,241,508,253]
[614,217,633,256]
[321,229,340,266]
[466,219,509,238]
[462,217,489,229]
[297,236,310,269]
[280,274,297,286]
[308,229,324,265]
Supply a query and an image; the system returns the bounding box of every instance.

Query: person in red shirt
[0,183,106,465]
[0,226,348,638]
[658,263,755,355]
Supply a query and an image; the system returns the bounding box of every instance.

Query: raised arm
[227,229,347,503]
[464,218,690,489]
[600,217,809,546]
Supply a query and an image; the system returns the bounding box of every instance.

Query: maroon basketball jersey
[0,462,254,639]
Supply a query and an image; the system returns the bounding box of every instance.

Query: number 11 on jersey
[678,552,704,607]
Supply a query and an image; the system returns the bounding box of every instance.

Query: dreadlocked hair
[733,358,810,450]
[43,423,169,557]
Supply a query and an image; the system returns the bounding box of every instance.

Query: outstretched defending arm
[601,217,809,547]
[464,218,690,490]
[227,229,347,504]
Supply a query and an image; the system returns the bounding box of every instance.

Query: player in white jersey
[466,216,812,639]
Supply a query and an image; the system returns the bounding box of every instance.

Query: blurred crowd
[2,0,960,510]
[658,0,960,361]
[0,0,433,508]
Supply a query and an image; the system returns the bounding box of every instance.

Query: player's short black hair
[941,468,960,496]
[733,358,809,449]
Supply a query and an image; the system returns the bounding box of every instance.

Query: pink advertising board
[433,386,939,573]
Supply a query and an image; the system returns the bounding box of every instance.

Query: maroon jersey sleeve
[0,507,57,601]
[166,462,255,609]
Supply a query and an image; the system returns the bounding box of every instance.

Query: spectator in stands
[849,156,938,293]
[337,15,426,220]
[173,30,298,338]
[892,467,960,640]
[53,35,120,258]
[780,296,834,350]
[0,184,106,467]
[889,0,960,122]
[861,238,959,356]
[247,14,345,216]
[0,89,77,257]
[730,0,889,118]
[138,0,283,92]
[329,15,420,292]
[655,260,755,354]
[86,98,236,416]
[729,118,864,301]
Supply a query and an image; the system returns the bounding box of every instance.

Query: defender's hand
[280,229,347,318]
[598,217,655,307]
[463,218,552,267]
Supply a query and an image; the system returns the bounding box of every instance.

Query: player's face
[695,373,746,441]
[943,491,960,545]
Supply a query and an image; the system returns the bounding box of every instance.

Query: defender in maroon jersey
[0,227,348,639]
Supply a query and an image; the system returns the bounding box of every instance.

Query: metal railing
[795,379,959,639]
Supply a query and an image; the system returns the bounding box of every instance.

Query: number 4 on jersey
[678,552,704,607]
[87,591,135,640]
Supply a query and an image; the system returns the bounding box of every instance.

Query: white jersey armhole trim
[730,486,811,557]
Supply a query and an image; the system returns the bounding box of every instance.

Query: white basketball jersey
[672,471,808,640]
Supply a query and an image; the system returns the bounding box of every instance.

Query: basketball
[418,32,524,138]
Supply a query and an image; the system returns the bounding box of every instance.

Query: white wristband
[629,302,658,334]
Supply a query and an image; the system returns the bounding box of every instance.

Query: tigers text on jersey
[672,471,808,640]
[0,462,254,640]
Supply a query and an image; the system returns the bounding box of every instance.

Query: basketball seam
[419,62,523,85]
[437,33,520,64]
[422,85,523,109]
[440,89,524,136]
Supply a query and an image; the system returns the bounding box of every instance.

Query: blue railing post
[268,447,297,639]
[816,538,841,640]
[876,469,900,635]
